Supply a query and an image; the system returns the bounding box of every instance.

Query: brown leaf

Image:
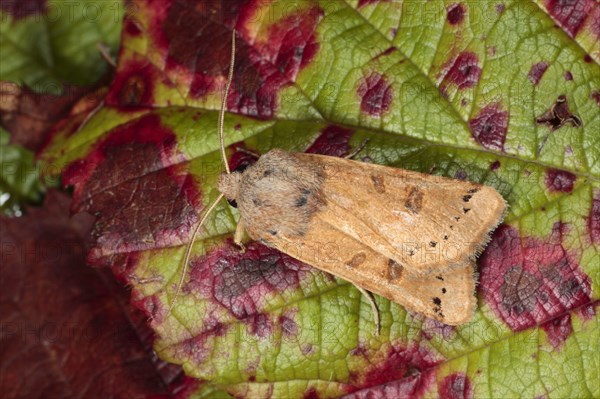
[0,190,184,398]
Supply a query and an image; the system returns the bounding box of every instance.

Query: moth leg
[354,285,380,335]
[233,217,247,252]
[345,139,369,159]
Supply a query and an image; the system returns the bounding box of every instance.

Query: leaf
[0,0,122,93]
[39,1,600,398]
[0,126,44,216]
[0,189,183,398]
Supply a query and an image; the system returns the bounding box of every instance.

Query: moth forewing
[297,153,507,275]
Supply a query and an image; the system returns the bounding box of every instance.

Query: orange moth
[169,31,507,329]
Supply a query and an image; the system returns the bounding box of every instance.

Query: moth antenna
[218,29,236,175]
[166,193,225,317]
[165,29,237,318]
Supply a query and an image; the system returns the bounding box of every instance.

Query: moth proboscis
[166,30,507,330]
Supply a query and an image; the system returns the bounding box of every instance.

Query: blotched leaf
[39,1,599,398]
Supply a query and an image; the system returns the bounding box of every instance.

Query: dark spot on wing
[405,186,424,213]
[346,252,366,268]
[468,187,479,194]
[433,296,444,318]
[463,194,472,202]
[429,241,437,247]
[263,169,273,177]
[387,259,403,281]
[443,235,449,240]
[454,216,460,221]
[301,188,311,195]
[268,229,278,236]
[436,275,444,281]
[442,288,447,294]
[371,174,385,193]
[463,208,471,214]
[295,196,308,207]
[253,198,262,206]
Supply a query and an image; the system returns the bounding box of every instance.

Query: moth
[170,31,507,328]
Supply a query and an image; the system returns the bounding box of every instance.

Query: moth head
[217,171,243,205]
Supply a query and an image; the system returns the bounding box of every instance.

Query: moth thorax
[217,172,243,201]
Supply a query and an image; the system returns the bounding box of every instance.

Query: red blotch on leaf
[564,71,574,81]
[350,342,369,357]
[469,103,508,151]
[306,125,354,157]
[357,72,393,116]
[344,345,441,398]
[545,168,576,193]
[246,313,273,337]
[479,225,592,331]
[260,7,323,81]
[591,90,600,107]
[374,47,396,60]
[62,114,200,265]
[550,221,569,242]
[106,59,159,108]
[279,314,299,337]
[447,3,466,25]
[132,293,165,323]
[163,2,321,118]
[528,62,549,85]
[589,190,600,243]
[188,241,311,319]
[544,0,595,38]
[439,373,473,399]
[304,387,320,399]
[228,142,259,172]
[490,160,501,171]
[441,52,482,91]
[124,16,143,36]
[422,318,457,341]
[541,313,573,348]
[577,301,598,320]
[179,318,229,364]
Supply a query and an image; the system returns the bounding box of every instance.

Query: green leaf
[0,0,123,93]
[39,1,600,398]
[0,127,45,216]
